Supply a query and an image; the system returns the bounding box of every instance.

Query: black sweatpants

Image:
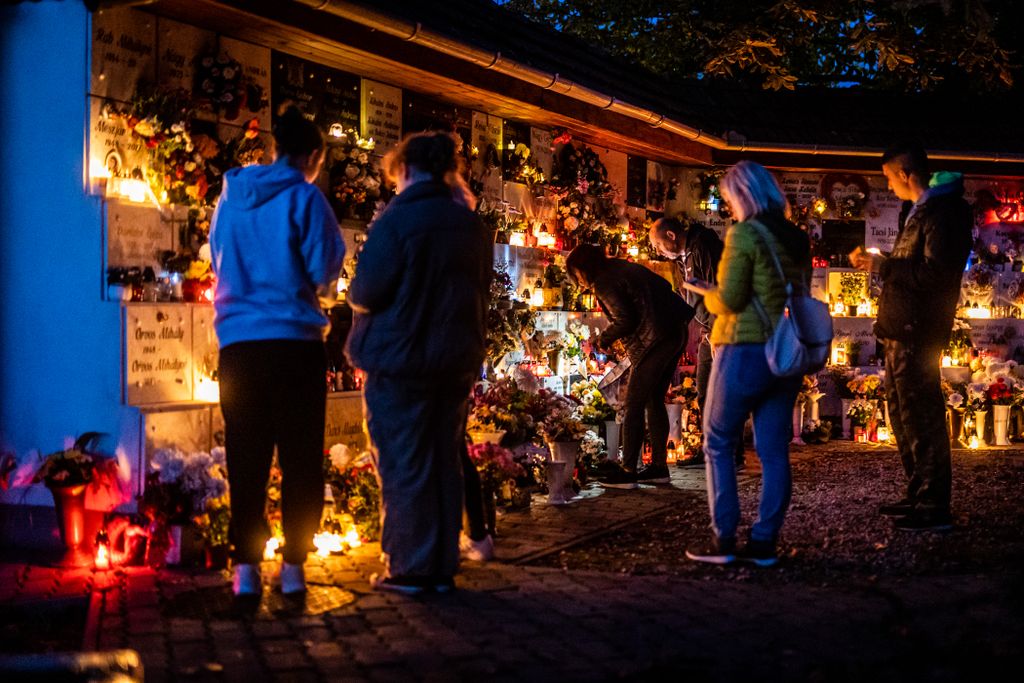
[219,340,327,565]
[622,336,686,471]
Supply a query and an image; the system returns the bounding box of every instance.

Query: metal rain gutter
[293,0,1024,165]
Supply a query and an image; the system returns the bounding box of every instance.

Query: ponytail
[272,103,324,159]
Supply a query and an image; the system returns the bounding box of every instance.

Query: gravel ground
[534,447,1024,588]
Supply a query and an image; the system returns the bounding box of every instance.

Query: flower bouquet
[139,447,229,566]
[846,399,875,428]
[326,130,389,223]
[31,432,125,566]
[324,444,381,542]
[847,372,884,400]
[467,442,524,495]
[570,378,616,424]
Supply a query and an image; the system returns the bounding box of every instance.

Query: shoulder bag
[747,220,833,378]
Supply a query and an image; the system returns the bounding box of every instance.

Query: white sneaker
[280,562,306,595]
[460,534,494,561]
[232,563,261,596]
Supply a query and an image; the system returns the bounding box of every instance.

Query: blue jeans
[703,344,800,543]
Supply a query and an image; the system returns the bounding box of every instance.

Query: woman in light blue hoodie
[210,105,345,598]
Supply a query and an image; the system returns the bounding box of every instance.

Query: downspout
[292,0,1024,165]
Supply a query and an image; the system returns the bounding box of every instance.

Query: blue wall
[1,1,136,509]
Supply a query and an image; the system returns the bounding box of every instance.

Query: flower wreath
[326,129,390,223]
[549,142,612,197]
[108,88,221,208]
[195,51,268,122]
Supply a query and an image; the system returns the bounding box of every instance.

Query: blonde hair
[720,160,787,222]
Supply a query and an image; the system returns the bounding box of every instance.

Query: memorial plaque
[272,51,319,121]
[91,7,156,102]
[324,394,368,452]
[124,304,193,405]
[866,179,903,253]
[530,127,554,181]
[626,155,647,208]
[403,91,456,134]
[601,148,627,202]
[142,406,212,466]
[191,305,219,402]
[155,18,215,95]
[89,96,150,185]
[219,37,271,129]
[320,66,361,134]
[361,79,402,154]
[647,160,668,212]
[471,113,503,204]
[107,200,173,270]
[820,220,866,264]
[502,120,532,181]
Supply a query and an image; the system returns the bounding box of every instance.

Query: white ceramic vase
[993,404,1011,446]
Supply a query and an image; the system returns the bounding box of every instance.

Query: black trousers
[364,372,475,579]
[219,340,327,565]
[622,336,686,471]
[459,402,488,541]
[882,339,952,513]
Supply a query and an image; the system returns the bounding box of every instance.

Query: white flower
[222,67,236,79]
[210,447,226,466]
[329,443,352,471]
[947,392,964,408]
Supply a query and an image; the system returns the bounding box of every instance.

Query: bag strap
[746,218,795,336]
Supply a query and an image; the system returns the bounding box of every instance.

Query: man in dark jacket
[649,217,746,469]
[567,245,694,489]
[851,141,972,531]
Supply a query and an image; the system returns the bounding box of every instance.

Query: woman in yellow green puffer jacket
[685,160,811,568]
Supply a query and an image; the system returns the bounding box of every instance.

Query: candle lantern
[94,529,111,570]
[531,279,545,308]
[877,425,890,442]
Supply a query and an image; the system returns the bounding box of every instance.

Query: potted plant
[33,432,119,567]
[846,399,874,442]
[467,442,524,536]
[537,393,588,504]
[986,376,1014,446]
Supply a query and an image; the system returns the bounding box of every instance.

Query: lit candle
[94,530,110,570]
[509,232,526,247]
[263,536,281,561]
[969,435,980,449]
[876,425,890,442]
[941,355,953,367]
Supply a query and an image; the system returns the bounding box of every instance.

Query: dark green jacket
[705,212,811,345]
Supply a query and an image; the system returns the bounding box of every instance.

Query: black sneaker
[598,467,639,489]
[636,464,671,484]
[675,452,705,469]
[370,573,432,595]
[685,537,737,565]
[878,498,916,517]
[894,511,953,532]
[736,538,778,567]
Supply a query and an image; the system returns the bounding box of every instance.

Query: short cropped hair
[719,161,787,222]
[565,244,607,282]
[881,141,929,180]
[651,216,684,237]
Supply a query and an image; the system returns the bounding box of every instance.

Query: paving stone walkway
[2,443,1021,682]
